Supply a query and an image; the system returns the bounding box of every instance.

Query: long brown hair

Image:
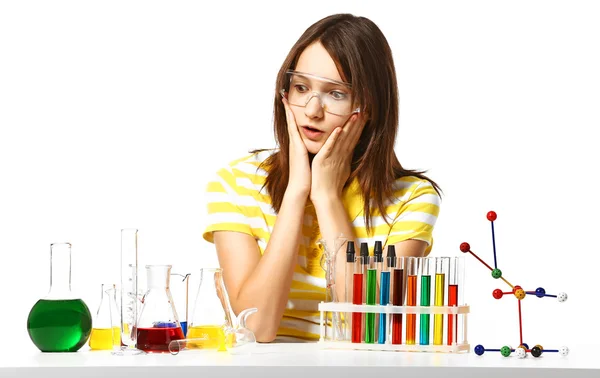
[253,13,441,234]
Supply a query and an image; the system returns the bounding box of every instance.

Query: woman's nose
[304,93,324,119]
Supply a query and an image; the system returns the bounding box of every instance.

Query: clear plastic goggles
[280,70,360,116]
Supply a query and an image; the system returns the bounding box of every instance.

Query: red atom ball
[513,285,522,293]
[493,289,503,299]
[460,242,470,253]
[487,211,497,221]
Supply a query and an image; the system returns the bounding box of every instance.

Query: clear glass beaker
[136,265,185,353]
[318,234,347,342]
[89,284,120,350]
[27,243,93,352]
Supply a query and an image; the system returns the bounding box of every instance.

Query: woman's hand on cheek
[310,113,365,203]
[283,97,311,199]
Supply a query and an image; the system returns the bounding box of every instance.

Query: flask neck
[46,243,74,299]
[146,265,172,289]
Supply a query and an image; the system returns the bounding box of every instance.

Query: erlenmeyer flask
[168,268,258,355]
[136,265,185,352]
[27,243,93,352]
[186,268,234,350]
[89,284,120,350]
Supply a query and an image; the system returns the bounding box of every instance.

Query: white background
[1,0,599,354]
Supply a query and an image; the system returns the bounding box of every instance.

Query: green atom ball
[492,269,502,279]
[501,346,512,357]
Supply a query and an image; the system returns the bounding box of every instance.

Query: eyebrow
[288,70,352,87]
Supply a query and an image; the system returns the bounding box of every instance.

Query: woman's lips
[301,126,324,140]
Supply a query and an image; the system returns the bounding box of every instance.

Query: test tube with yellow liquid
[433,257,449,345]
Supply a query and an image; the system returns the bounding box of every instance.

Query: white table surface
[2,343,599,378]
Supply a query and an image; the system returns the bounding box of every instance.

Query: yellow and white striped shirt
[202,149,441,340]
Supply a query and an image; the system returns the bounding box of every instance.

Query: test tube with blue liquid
[377,259,390,344]
[373,241,383,338]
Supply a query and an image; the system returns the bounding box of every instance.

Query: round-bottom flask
[27,243,92,352]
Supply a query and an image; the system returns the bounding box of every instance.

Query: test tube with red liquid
[352,253,367,343]
[391,255,405,344]
[448,257,464,345]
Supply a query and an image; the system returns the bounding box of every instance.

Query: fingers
[339,113,364,151]
[318,127,342,159]
[282,97,302,144]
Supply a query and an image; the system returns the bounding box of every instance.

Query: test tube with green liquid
[433,257,449,345]
[419,257,433,345]
[365,256,377,343]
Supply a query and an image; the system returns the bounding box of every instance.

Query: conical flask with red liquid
[27,243,93,352]
[136,265,185,352]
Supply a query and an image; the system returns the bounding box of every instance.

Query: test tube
[365,257,377,344]
[359,242,369,342]
[373,241,383,338]
[405,257,418,345]
[351,253,365,343]
[345,242,356,341]
[378,261,390,344]
[433,257,449,345]
[391,254,405,344]
[448,256,465,345]
[419,257,433,345]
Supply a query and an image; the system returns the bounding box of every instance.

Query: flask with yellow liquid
[89,284,120,350]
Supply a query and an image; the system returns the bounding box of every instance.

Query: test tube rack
[318,302,470,352]
[460,211,569,358]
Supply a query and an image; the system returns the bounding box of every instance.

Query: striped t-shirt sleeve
[387,180,441,255]
[202,166,254,243]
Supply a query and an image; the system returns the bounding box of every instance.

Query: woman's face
[289,42,354,155]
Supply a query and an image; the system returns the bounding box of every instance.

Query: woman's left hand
[310,113,365,203]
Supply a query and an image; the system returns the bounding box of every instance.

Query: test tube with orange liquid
[405,257,418,345]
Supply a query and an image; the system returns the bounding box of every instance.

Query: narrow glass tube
[365,257,376,344]
[391,256,405,344]
[345,242,355,341]
[448,257,459,345]
[419,257,433,345]
[405,257,418,345]
[377,264,390,344]
[351,255,365,343]
[433,257,449,345]
[359,243,369,342]
[373,241,383,338]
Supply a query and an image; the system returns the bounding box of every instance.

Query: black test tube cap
[360,242,369,262]
[374,241,383,262]
[346,241,356,263]
[387,245,396,267]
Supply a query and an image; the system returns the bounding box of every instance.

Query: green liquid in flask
[27,299,92,352]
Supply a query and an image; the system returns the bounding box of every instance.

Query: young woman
[202,14,441,342]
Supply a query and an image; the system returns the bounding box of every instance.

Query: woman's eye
[294,84,309,93]
[330,91,347,100]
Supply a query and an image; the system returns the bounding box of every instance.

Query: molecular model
[460,211,569,358]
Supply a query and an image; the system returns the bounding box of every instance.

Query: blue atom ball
[535,287,546,298]
[475,345,485,356]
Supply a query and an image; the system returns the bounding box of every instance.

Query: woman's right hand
[282,97,311,198]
